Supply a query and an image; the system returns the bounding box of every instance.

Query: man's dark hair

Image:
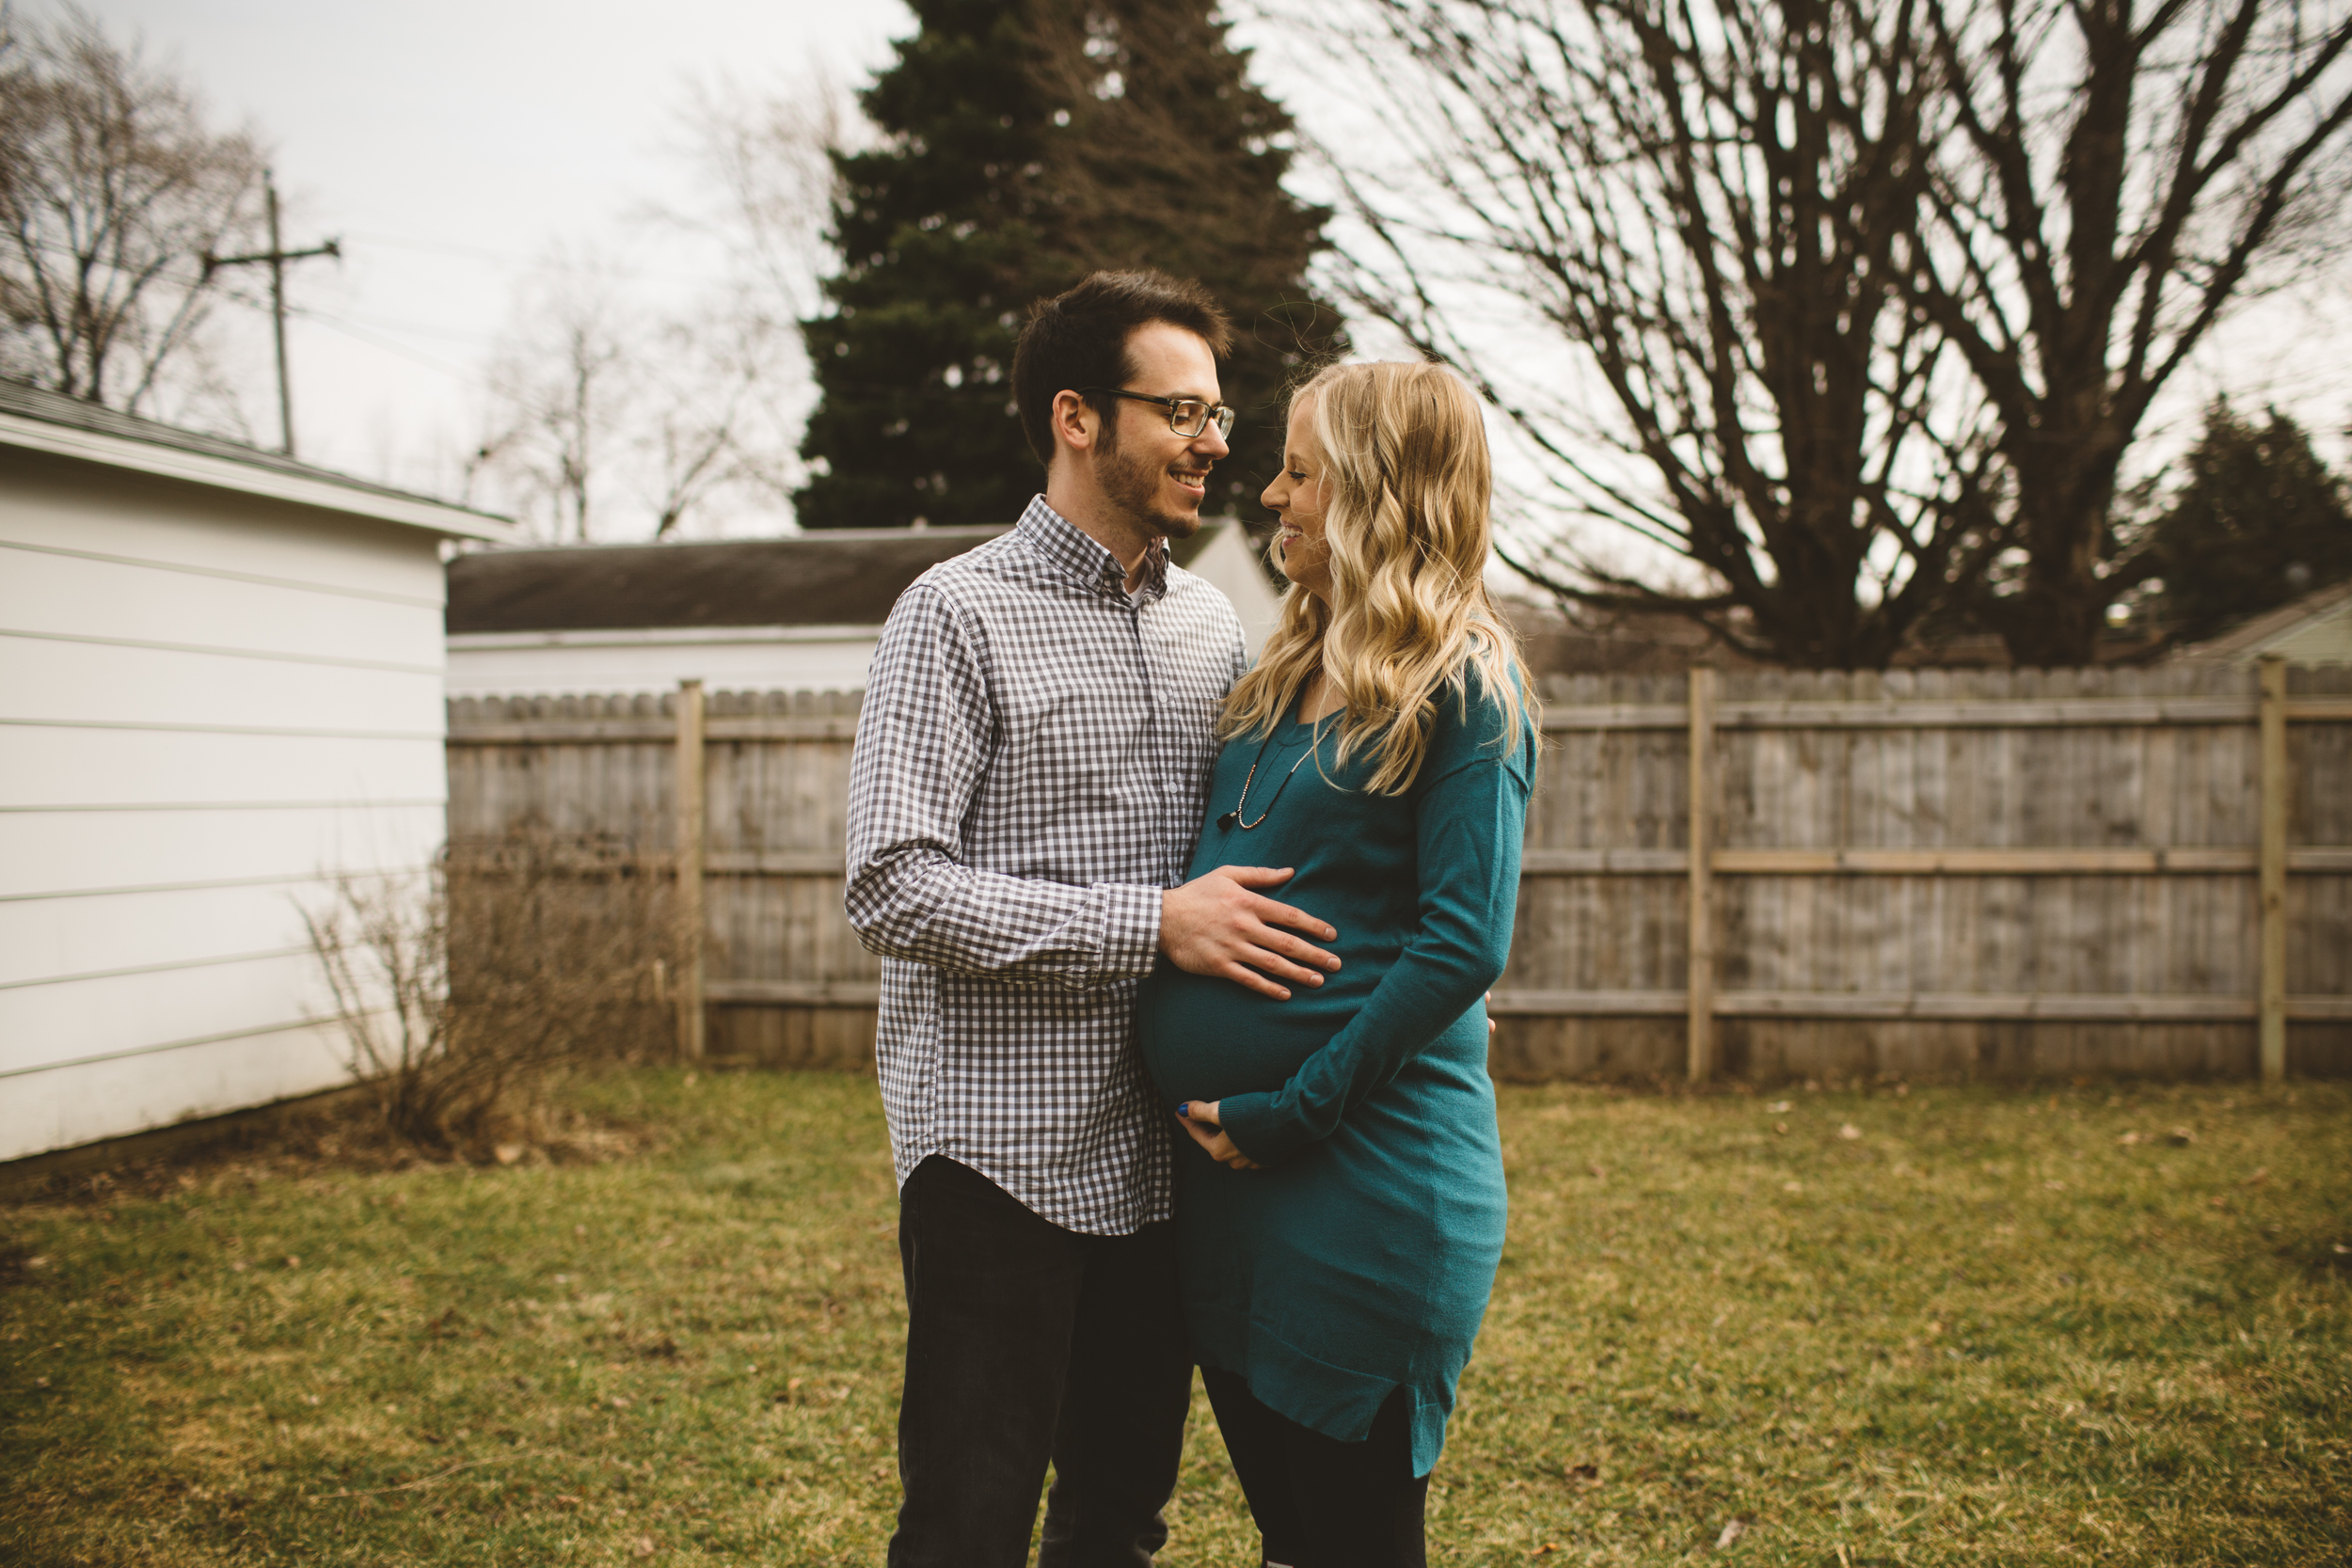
[1013,270,1233,468]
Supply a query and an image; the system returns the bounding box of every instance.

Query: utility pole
[203,169,340,456]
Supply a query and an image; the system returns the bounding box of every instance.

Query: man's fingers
[1246,922,1341,973]
[1160,867,1338,994]
[1232,936,1344,988]
[1242,893,1337,943]
[1216,962,1293,1001]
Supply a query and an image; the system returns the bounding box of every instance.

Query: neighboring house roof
[2169,578,2352,666]
[0,378,511,540]
[445,522,1263,634]
[446,527,1013,633]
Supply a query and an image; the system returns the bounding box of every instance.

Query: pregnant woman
[1137,359,1537,1568]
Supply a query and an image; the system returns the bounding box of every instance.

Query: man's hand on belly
[1159,866,1340,1001]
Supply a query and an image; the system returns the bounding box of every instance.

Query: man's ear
[1051,388,1098,456]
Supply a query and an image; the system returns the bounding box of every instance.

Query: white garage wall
[0,452,457,1162]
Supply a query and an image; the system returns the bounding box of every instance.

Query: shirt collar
[1018,495,1169,604]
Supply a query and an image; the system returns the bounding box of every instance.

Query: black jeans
[887,1156,1192,1568]
[1200,1366,1430,1568]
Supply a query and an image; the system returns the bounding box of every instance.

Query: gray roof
[0,377,499,519]
[446,528,1014,632]
[444,521,1250,634]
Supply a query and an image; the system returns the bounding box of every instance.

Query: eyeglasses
[1078,388,1237,440]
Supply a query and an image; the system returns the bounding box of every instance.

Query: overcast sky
[64,0,2352,545]
[83,0,914,514]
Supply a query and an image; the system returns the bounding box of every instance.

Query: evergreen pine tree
[2144,403,2352,643]
[795,0,1342,531]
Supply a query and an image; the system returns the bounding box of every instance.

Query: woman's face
[1263,396,1333,602]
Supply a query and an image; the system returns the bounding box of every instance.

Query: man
[844,269,1342,1567]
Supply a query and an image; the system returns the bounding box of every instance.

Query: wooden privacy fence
[1497,660,2348,1083]
[447,685,874,1069]
[445,662,2352,1082]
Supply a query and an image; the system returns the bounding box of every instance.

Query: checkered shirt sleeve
[845,497,1248,1235]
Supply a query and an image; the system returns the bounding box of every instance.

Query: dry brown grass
[2,1072,2345,1566]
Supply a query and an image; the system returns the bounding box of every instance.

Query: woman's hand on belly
[1175,1101,1261,1170]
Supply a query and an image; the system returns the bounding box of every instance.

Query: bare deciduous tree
[469,77,841,541]
[677,72,846,320]
[475,260,631,541]
[1329,0,1974,667]
[0,5,265,415]
[1317,0,2352,666]
[1906,0,2352,665]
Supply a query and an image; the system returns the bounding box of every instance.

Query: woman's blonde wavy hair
[1221,360,1537,795]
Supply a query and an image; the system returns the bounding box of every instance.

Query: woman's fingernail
[1177,1102,1190,1118]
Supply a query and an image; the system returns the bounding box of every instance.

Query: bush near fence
[445,664,2352,1082]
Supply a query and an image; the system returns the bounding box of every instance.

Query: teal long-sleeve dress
[1137,668,1534,1478]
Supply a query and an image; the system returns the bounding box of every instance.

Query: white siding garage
[0,383,508,1163]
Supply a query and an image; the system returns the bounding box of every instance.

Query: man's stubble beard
[1096,427,1206,541]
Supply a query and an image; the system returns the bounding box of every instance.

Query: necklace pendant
[1216,811,1238,831]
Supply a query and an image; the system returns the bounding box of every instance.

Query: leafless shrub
[304,833,683,1159]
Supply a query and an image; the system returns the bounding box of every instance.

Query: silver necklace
[1216,723,1322,832]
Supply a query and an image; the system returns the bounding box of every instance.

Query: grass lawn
[3,1071,2347,1566]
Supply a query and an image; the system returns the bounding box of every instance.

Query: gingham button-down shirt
[845,496,1248,1235]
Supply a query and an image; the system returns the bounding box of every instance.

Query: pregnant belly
[1138,960,1369,1103]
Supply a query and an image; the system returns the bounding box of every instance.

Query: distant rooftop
[2169,577,2352,666]
[445,521,1253,634]
[446,528,1012,633]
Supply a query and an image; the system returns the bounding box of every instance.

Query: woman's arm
[1210,690,1534,1164]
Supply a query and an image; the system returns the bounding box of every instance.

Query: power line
[293,310,489,388]
[295,305,503,348]
[343,228,755,291]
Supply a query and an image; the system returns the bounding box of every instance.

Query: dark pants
[1200,1366,1430,1568]
[887,1156,1192,1568]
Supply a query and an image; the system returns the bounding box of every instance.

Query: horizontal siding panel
[0,636,442,733]
[0,546,442,667]
[0,729,445,810]
[0,949,339,1077]
[0,801,443,899]
[0,466,447,603]
[0,876,390,989]
[0,1019,350,1163]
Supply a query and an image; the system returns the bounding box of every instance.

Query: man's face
[1089,322,1229,540]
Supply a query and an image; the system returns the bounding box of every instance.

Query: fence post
[1687,666,1716,1084]
[2258,655,2287,1084]
[675,679,707,1061]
